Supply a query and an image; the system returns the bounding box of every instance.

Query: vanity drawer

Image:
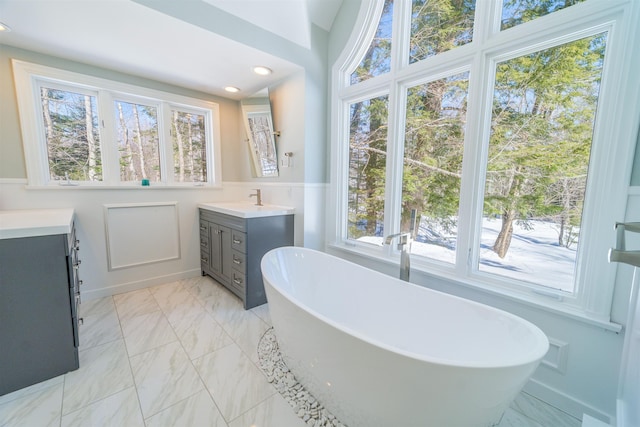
[200,233,209,251]
[231,230,246,253]
[230,270,246,293]
[230,250,245,271]
[199,221,208,238]
[200,253,210,267]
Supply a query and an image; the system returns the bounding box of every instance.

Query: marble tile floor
[0,275,582,427]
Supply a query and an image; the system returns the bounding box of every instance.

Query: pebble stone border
[257,327,347,427]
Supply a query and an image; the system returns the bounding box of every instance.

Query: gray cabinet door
[209,222,222,277]
[219,225,232,285]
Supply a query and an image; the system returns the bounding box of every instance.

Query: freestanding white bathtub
[261,247,549,427]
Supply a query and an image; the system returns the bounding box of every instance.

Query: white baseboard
[524,378,613,424]
[81,269,202,300]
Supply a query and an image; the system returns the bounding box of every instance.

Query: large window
[403,72,469,264]
[348,95,389,241]
[479,34,606,291]
[331,0,639,322]
[13,61,221,187]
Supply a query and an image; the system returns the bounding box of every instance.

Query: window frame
[328,0,640,327]
[12,60,222,188]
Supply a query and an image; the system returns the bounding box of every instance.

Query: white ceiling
[0,0,344,99]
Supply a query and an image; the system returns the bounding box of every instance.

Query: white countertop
[0,209,75,239]
[198,202,295,219]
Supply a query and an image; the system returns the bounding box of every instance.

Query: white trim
[11,59,222,188]
[340,0,386,87]
[103,202,181,271]
[24,183,223,190]
[524,379,613,424]
[540,338,570,374]
[81,269,201,301]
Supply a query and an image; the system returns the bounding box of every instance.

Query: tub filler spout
[384,208,418,282]
[384,232,412,281]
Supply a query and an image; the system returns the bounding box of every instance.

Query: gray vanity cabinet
[0,223,81,396]
[199,209,293,309]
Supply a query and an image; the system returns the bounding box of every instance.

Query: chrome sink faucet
[384,209,418,282]
[249,189,263,206]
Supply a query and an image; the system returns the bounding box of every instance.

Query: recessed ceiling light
[224,86,240,93]
[253,66,272,76]
[0,22,11,32]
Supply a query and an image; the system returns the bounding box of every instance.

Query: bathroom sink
[198,202,295,218]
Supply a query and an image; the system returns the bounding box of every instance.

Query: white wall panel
[104,202,180,270]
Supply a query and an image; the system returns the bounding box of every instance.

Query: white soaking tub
[261,247,549,427]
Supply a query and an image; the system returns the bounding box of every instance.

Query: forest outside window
[115,99,161,183]
[12,60,221,187]
[332,0,638,319]
[171,109,208,183]
[40,85,102,182]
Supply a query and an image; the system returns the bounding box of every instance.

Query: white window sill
[327,242,623,333]
[24,183,223,190]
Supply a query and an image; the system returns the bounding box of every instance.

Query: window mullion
[99,91,119,185]
[382,81,406,247]
[381,0,411,246]
[456,51,493,277]
[392,0,412,72]
[159,102,172,185]
[473,0,501,44]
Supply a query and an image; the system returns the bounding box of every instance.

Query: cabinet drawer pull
[233,238,242,244]
[233,257,242,265]
[233,277,243,285]
[201,257,208,263]
[74,240,80,250]
[201,240,208,247]
[200,226,207,231]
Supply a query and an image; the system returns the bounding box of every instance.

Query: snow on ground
[358,218,577,293]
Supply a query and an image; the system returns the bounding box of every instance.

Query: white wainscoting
[104,202,180,270]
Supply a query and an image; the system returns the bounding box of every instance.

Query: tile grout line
[57,376,65,427]
[183,276,278,425]
[133,282,202,422]
[182,277,241,426]
[151,278,230,425]
[112,294,147,427]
